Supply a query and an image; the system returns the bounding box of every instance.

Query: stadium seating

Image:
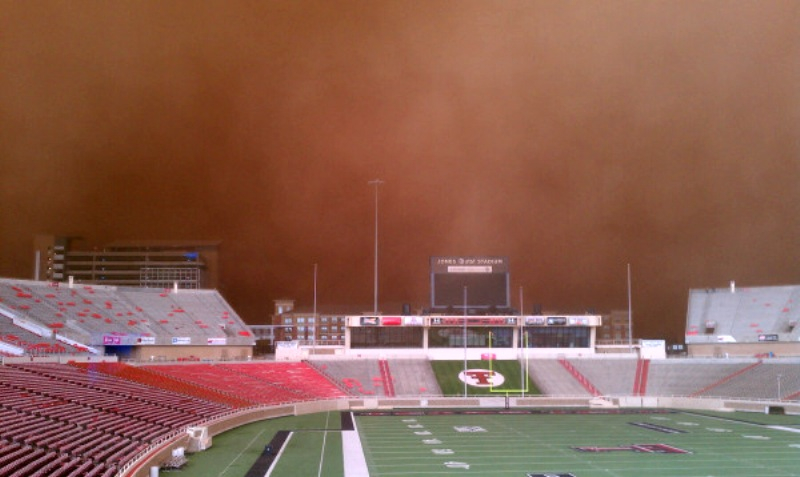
[218,362,347,400]
[141,362,346,404]
[0,279,254,354]
[645,359,756,396]
[387,359,442,396]
[73,361,254,408]
[0,355,798,476]
[525,358,592,396]
[686,285,800,343]
[565,358,638,396]
[693,361,800,400]
[311,359,387,396]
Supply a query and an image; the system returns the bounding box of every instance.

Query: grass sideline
[176,412,343,477]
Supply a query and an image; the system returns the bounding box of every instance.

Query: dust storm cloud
[1,1,798,341]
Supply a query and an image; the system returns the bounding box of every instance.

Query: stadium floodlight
[368,179,384,315]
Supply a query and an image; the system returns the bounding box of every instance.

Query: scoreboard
[430,256,510,309]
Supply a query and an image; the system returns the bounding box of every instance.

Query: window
[521,327,590,348]
[297,317,305,324]
[428,327,513,348]
[350,327,424,348]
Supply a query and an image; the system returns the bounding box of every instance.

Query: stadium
[1,255,799,477]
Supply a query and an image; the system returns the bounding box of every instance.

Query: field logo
[573,443,691,454]
[459,368,505,387]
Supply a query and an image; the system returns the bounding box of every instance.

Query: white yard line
[265,432,294,477]
[767,425,800,434]
[219,428,266,476]
[317,411,331,477]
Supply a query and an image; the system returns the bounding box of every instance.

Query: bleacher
[693,361,800,400]
[140,362,344,404]
[73,361,254,408]
[311,359,387,396]
[645,359,759,396]
[0,363,216,476]
[387,359,442,396]
[526,359,592,396]
[218,362,347,400]
[686,285,800,343]
[0,278,254,355]
[0,315,70,356]
[565,358,638,396]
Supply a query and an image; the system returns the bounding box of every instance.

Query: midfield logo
[458,369,505,387]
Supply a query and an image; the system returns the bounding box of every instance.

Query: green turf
[169,408,800,477]
[268,430,343,477]
[356,410,800,477]
[173,412,341,477]
[430,360,541,396]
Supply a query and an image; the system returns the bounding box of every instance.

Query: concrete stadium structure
[1,276,799,476]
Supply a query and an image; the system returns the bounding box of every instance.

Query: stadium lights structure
[368,179,384,315]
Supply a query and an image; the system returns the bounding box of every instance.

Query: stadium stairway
[558,359,602,396]
[632,359,650,396]
[690,360,763,397]
[378,359,396,397]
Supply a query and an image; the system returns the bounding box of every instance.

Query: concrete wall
[133,345,253,362]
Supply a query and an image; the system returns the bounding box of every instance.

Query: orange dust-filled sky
[1,1,799,342]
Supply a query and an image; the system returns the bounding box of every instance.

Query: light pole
[368,179,384,315]
[627,263,633,353]
[312,263,317,355]
[463,285,468,398]
[519,286,524,398]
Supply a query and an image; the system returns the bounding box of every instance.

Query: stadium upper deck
[0,278,254,360]
[686,284,800,356]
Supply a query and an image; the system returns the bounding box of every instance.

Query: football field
[355,409,800,477]
[174,408,800,477]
